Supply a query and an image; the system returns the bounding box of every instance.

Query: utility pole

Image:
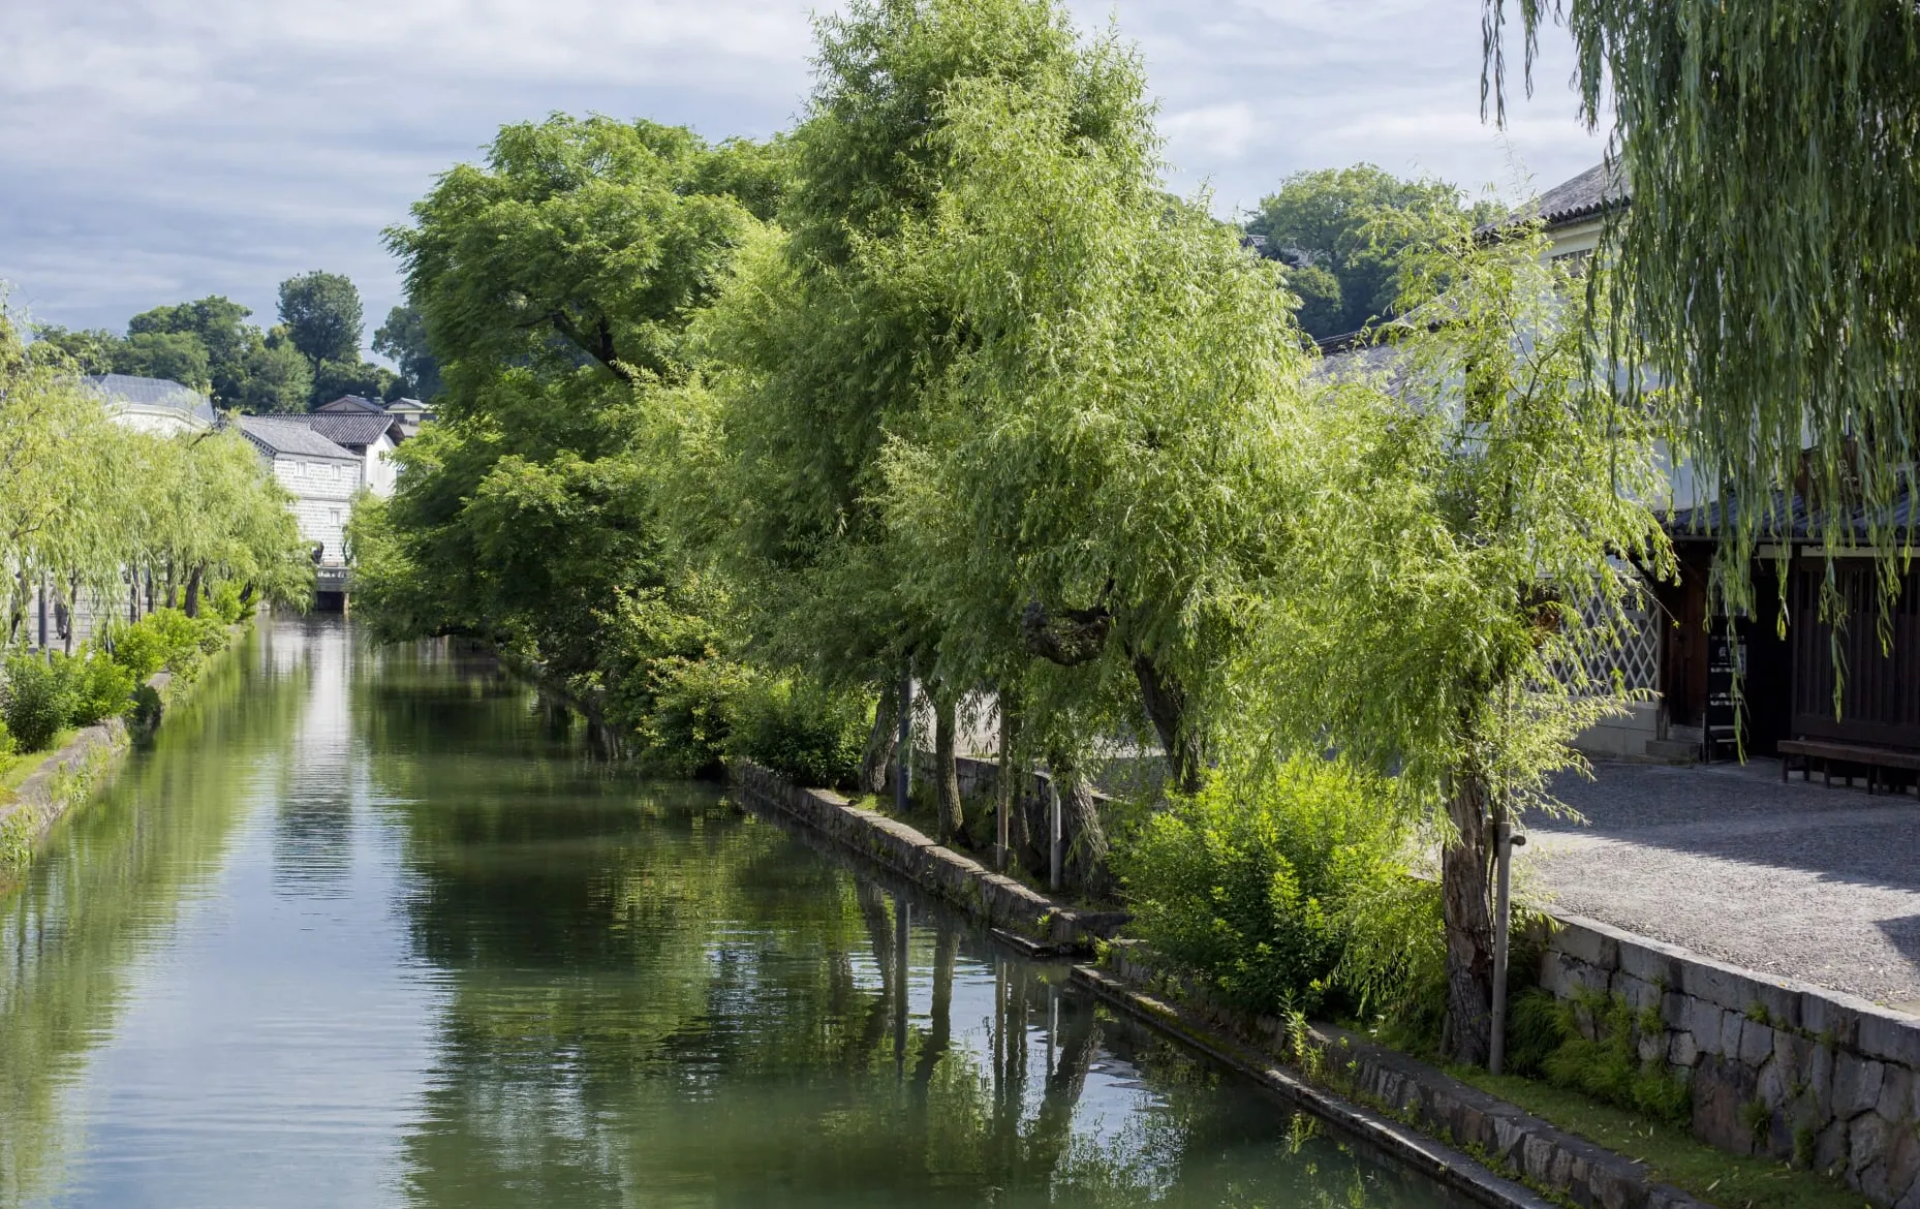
[1488,815,1527,1076]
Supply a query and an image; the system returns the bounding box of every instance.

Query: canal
[3,620,1470,1208]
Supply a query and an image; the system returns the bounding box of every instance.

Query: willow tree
[1484,0,1920,622]
[1250,222,1672,1065]
[704,0,1157,838]
[870,20,1317,880]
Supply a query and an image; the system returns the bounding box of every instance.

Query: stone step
[1643,738,1697,763]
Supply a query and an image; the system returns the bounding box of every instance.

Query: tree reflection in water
[361,645,1464,1209]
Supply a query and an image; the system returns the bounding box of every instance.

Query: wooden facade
[1658,543,1920,756]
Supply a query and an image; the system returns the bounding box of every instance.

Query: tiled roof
[1667,488,1917,543]
[317,395,388,413]
[1477,161,1631,236]
[233,415,359,461]
[82,374,216,424]
[304,412,399,448]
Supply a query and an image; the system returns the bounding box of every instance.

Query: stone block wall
[1538,913,1920,1206]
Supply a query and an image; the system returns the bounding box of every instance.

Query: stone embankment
[731,762,1125,950]
[0,717,132,879]
[1089,943,1705,1209]
[1538,913,1920,1207]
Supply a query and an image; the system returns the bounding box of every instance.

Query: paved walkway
[1524,758,1920,1012]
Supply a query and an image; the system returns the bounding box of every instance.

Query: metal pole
[896,662,915,816]
[1489,820,1526,1075]
[37,570,49,655]
[1048,777,1062,893]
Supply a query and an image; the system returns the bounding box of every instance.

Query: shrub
[105,608,225,684]
[103,619,166,682]
[635,654,753,779]
[726,676,872,790]
[2,654,76,752]
[208,581,249,625]
[1111,755,1408,1018]
[67,651,136,726]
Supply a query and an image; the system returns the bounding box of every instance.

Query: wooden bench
[1778,738,1920,795]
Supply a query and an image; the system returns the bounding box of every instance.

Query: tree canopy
[1244,165,1503,341]
[372,303,440,399]
[32,295,316,414]
[357,115,781,776]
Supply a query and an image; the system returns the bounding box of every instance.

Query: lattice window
[1572,580,1661,695]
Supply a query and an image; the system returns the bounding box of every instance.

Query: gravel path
[1522,759,1920,1011]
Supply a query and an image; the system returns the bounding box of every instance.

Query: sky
[0,0,1601,352]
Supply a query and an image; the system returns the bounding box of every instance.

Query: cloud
[0,0,1600,340]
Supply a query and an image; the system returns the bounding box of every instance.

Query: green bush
[105,608,227,684]
[2,654,76,752]
[67,651,136,726]
[1112,755,1408,1018]
[635,655,753,779]
[208,581,249,625]
[726,676,872,790]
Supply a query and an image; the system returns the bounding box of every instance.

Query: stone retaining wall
[731,762,1125,950]
[1091,942,1707,1209]
[1539,912,1920,1206]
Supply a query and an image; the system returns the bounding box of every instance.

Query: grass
[0,729,79,793]
[1454,1068,1867,1209]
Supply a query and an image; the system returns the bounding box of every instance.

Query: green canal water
[2,620,1470,1209]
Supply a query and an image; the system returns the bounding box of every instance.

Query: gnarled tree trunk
[1130,649,1204,795]
[183,564,204,619]
[1440,772,1496,1066]
[1046,746,1109,894]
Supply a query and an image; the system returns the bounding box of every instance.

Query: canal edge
[1,620,252,887]
[731,760,1711,1209]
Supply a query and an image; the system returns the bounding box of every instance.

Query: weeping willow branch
[1483,0,1920,631]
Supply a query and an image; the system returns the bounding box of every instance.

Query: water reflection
[1,624,1467,1209]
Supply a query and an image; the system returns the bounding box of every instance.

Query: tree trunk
[1440,772,1497,1066]
[1131,649,1204,795]
[1045,746,1109,893]
[183,565,204,619]
[860,678,901,797]
[165,561,176,610]
[933,689,964,845]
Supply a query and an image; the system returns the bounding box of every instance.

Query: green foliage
[1243,164,1506,340]
[2,656,75,752]
[311,356,398,406]
[372,302,441,399]
[1112,756,1408,1017]
[27,325,122,374]
[1334,871,1450,1050]
[116,330,211,392]
[65,652,135,727]
[726,676,872,790]
[277,270,364,369]
[103,609,226,684]
[357,114,778,775]
[1506,988,1692,1127]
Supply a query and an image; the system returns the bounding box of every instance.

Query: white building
[81,373,215,436]
[233,415,362,567]
[304,411,402,497]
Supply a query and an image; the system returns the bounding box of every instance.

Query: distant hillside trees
[28,269,442,412]
[1243,164,1504,341]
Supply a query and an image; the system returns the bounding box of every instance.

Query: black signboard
[1702,627,1746,762]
